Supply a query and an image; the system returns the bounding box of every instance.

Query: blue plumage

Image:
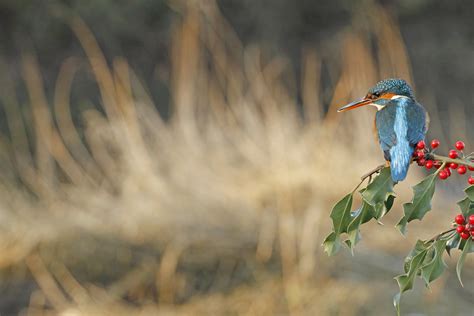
[376,97,426,182]
[338,78,428,182]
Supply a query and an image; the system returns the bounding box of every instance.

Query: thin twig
[426,228,456,243]
[431,154,474,169]
[361,164,385,181]
[352,164,385,194]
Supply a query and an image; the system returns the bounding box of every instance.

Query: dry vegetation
[0,1,471,315]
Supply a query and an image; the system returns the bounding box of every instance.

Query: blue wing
[375,103,397,161]
[407,101,428,146]
[375,98,427,182]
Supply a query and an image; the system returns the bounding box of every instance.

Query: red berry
[469,215,474,225]
[416,141,425,150]
[471,230,474,237]
[416,151,425,159]
[431,139,440,149]
[469,176,474,185]
[455,141,465,151]
[425,160,434,169]
[417,158,426,166]
[439,170,448,180]
[460,231,470,240]
[468,165,474,171]
[434,161,442,169]
[457,165,467,175]
[456,225,465,233]
[445,167,451,177]
[449,162,458,169]
[449,150,458,159]
[455,214,465,225]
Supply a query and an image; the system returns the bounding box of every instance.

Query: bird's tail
[389,142,414,182]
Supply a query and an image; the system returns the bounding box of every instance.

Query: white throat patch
[371,95,410,111]
[370,103,384,110]
[391,95,410,100]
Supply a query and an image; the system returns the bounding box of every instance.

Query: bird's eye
[373,92,380,98]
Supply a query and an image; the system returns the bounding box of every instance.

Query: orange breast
[373,115,379,144]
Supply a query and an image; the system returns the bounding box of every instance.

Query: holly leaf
[385,194,396,213]
[458,237,474,253]
[345,202,375,252]
[349,201,375,227]
[402,240,427,272]
[456,238,472,286]
[458,197,471,216]
[454,194,474,254]
[361,167,395,208]
[324,168,396,256]
[373,200,391,221]
[323,232,341,256]
[396,173,437,235]
[330,193,353,235]
[393,292,401,316]
[458,196,474,218]
[361,167,396,222]
[344,229,361,253]
[395,243,428,292]
[420,239,447,286]
[395,238,450,314]
[446,234,460,256]
[465,185,474,201]
[323,194,353,255]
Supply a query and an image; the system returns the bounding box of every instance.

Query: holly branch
[323,139,474,314]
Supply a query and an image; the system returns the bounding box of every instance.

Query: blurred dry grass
[0,1,472,315]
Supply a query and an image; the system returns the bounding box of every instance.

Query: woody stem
[430,154,474,169]
[352,164,385,193]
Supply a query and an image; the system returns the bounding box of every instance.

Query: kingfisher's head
[337,78,415,112]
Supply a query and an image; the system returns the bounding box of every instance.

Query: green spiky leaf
[420,239,448,285]
[323,232,341,256]
[361,167,395,208]
[458,196,474,218]
[456,238,472,286]
[323,194,354,255]
[465,185,474,201]
[385,194,396,213]
[396,173,437,235]
[349,201,375,227]
[395,241,428,292]
[345,202,375,251]
[324,169,398,256]
[458,237,474,253]
[393,292,401,316]
[446,234,460,256]
[361,167,396,221]
[330,193,353,235]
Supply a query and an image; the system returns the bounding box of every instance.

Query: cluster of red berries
[413,139,474,184]
[454,214,474,240]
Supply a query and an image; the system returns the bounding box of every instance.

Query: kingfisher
[337,78,428,182]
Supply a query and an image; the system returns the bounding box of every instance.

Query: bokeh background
[0,0,472,315]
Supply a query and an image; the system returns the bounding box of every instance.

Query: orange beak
[337,98,373,112]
